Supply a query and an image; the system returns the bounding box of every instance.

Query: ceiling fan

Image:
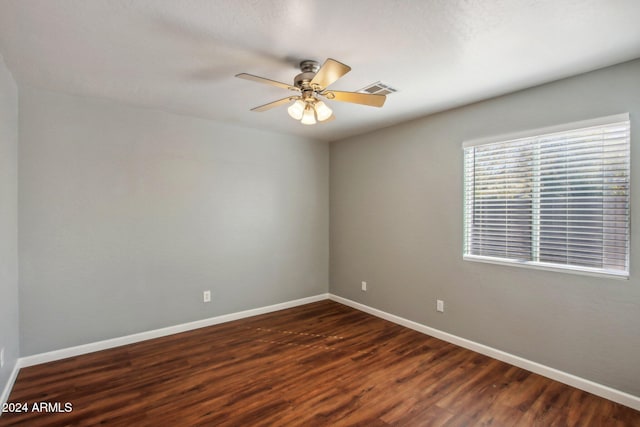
[235,58,386,125]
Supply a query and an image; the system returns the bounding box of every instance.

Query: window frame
[462,113,630,279]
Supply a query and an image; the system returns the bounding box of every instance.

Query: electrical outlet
[436,299,444,313]
[0,347,4,368]
[361,281,367,292]
[203,290,211,303]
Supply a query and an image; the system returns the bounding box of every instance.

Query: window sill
[463,254,629,280]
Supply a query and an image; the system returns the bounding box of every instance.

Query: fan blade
[322,91,386,107]
[236,73,298,91]
[250,96,297,112]
[310,58,351,90]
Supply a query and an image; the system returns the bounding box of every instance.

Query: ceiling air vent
[358,81,398,96]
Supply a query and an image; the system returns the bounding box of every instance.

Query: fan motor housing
[294,60,320,90]
[294,71,317,90]
[299,60,320,73]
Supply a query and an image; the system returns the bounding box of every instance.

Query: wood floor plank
[1,300,638,426]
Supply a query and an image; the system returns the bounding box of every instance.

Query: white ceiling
[0,0,639,142]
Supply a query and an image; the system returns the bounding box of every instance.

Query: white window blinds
[463,114,630,278]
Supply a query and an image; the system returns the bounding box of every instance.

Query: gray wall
[0,56,19,393]
[330,59,640,396]
[19,86,329,355]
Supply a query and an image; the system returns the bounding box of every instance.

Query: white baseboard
[329,293,640,412]
[7,292,640,413]
[0,361,21,413]
[19,293,329,368]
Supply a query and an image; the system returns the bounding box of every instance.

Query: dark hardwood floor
[2,300,639,426]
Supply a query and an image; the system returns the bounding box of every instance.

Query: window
[463,114,630,278]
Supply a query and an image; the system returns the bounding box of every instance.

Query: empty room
[1,0,640,425]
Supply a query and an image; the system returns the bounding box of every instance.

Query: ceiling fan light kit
[314,101,332,121]
[287,97,332,124]
[301,104,317,125]
[286,100,303,119]
[236,58,386,125]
